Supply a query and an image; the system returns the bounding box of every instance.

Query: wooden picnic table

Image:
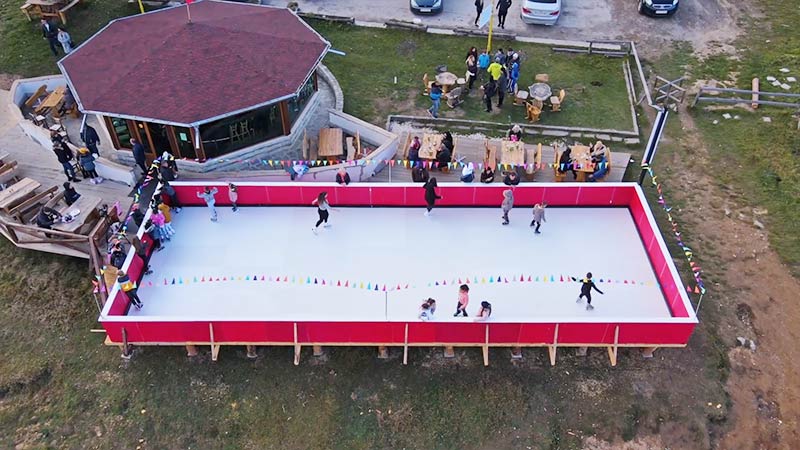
[0,178,41,213]
[35,86,66,114]
[570,145,594,181]
[419,133,443,160]
[500,140,525,166]
[53,194,101,233]
[21,0,80,24]
[317,128,344,160]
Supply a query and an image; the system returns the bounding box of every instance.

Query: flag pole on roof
[185,0,193,23]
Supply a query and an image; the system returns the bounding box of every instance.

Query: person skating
[312,191,338,234]
[530,202,547,234]
[501,189,514,225]
[117,270,143,310]
[474,301,492,321]
[228,183,239,211]
[454,284,470,316]
[196,186,219,222]
[576,272,604,311]
[423,177,441,216]
[419,302,434,321]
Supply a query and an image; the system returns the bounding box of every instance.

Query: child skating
[423,177,441,216]
[576,272,604,311]
[117,270,143,310]
[197,186,219,221]
[453,284,470,316]
[228,183,239,212]
[501,189,514,225]
[312,191,338,234]
[530,202,547,234]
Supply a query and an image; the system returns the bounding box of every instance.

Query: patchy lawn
[0,0,140,80]
[311,21,635,131]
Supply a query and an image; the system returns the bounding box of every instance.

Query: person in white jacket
[501,189,514,225]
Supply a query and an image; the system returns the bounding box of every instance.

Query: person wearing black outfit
[481,79,497,113]
[576,272,604,311]
[412,165,429,183]
[558,147,577,179]
[130,138,147,174]
[497,67,508,107]
[496,0,512,29]
[423,177,441,216]
[36,206,61,229]
[62,182,81,206]
[80,125,101,156]
[474,0,484,26]
[41,19,59,56]
[52,138,79,182]
[158,161,182,211]
[480,165,495,183]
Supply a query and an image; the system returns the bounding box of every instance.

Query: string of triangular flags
[207,157,609,173]
[642,163,706,296]
[139,273,656,291]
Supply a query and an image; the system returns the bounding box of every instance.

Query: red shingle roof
[59,0,329,125]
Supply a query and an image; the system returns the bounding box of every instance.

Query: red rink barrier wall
[101,183,697,348]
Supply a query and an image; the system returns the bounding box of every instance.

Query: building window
[173,127,197,160]
[199,103,283,159]
[109,117,134,149]
[287,76,316,125]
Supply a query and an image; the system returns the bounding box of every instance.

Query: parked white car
[520,0,562,25]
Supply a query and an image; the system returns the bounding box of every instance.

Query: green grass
[311,21,635,131]
[0,0,140,78]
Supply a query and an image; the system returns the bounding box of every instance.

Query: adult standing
[158,160,182,211]
[496,67,508,107]
[52,136,79,182]
[509,59,520,94]
[474,0,484,26]
[130,138,147,174]
[477,49,490,82]
[80,124,101,156]
[465,54,478,91]
[423,177,441,216]
[481,78,497,113]
[57,27,73,54]
[428,83,443,119]
[496,0,512,29]
[40,19,59,57]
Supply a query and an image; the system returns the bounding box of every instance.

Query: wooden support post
[378,346,389,359]
[751,78,759,109]
[186,345,198,357]
[576,346,588,357]
[209,323,219,362]
[607,325,620,366]
[403,323,409,365]
[246,345,257,359]
[120,327,131,359]
[642,346,658,359]
[313,345,324,357]
[444,346,455,358]
[511,346,523,359]
[293,322,301,365]
[482,325,490,366]
[548,324,559,366]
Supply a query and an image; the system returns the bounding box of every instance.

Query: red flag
[186,0,193,3]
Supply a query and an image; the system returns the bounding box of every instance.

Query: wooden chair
[446,87,464,108]
[301,130,309,159]
[58,0,81,25]
[24,85,48,110]
[514,90,529,106]
[422,73,434,95]
[484,140,497,171]
[550,89,566,112]
[525,102,542,123]
[553,149,566,182]
[524,143,542,181]
[346,137,356,161]
[535,73,550,83]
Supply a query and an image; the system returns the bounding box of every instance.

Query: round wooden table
[436,72,458,93]
[529,83,552,102]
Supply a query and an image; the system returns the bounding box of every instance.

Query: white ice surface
[130,206,672,321]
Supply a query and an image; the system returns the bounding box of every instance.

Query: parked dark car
[638,0,679,17]
[410,0,443,14]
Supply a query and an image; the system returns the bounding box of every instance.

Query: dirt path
[673,111,800,449]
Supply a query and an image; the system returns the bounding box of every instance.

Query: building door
[132,121,159,165]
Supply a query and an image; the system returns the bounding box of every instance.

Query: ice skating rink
[131,206,673,321]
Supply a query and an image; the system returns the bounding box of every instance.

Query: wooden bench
[0,162,20,187]
[9,185,58,222]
